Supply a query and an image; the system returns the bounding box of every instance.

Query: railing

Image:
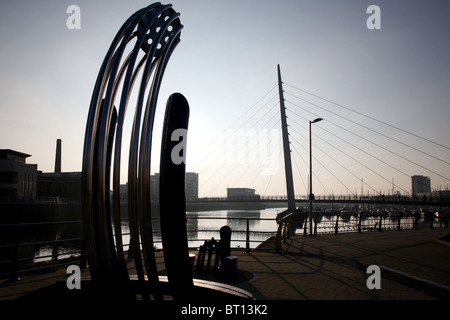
[183,216,276,254]
[274,213,292,253]
[0,216,277,280]
[190,194,450,205]
[0,220,85,280]
[1,211,448,280]
[274,210,449,253]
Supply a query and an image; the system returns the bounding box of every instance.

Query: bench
[195,225,232,275]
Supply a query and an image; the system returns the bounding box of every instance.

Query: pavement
[234,228,450,300]
[1,228,450,301]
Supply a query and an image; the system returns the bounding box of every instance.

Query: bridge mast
[277,65,296,211]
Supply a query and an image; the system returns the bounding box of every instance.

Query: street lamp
[309,118,323,236]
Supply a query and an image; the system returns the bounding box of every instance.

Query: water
[185,208,279,248]
[30,206,445,262]
[119,207,281,250]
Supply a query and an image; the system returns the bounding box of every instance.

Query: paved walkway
[234,228,450,300]
[1,228,449,301]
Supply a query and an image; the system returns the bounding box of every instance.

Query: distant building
[75,171,199,202]
[147,172,199,201]
[120,183,128,201]
[33,139,82,200]
[36,171,81,200]
[412,175,431,196]
[432,190,450,201]
[186,172,199,200]
[227,187,260,200]
[150,173,160,199]
[0,149,38,201]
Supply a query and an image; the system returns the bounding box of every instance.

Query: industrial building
[411,175,431,196]
[227,187,260,200]
[0,149,38,201]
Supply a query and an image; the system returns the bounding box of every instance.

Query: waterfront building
[186,172,199,200]
[34,139,81,200]
[147,172,199,201]
[150,173,160,199]
[412,175,431,196]
[36,171,81,200]
[227,187,260,200]
[0,149,38,201]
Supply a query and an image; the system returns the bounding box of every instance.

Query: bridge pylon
[277,65,296,213]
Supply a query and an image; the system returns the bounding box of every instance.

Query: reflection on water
[118,208,280,250]
[28,206,441,261]
[185,209,278,249]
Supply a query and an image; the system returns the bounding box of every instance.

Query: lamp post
[309,118,323,236]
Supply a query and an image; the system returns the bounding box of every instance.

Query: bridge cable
[287,112,392,194]
[283,83,450,151]
[284,90,450,167]
[261,130,283,197]
[190,92,279,175]
[231,114,281,188]
[200,103,280,194]
[188,84,278,168]
[286,107,411,194]
[289,125,359,196]
[286,99,450,182]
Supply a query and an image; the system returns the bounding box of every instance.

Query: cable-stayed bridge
[186,65,450,210]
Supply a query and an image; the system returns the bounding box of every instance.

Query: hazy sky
[1,0,449,197]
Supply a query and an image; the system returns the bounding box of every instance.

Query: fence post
[10,224,22,281]
[446,211,449,228]
[335,213,339,235]
[245,219,251,254]
[378,214,383,232]
[314,214,317,236]
[414,213,418,230]
[303,214,308,236]
[274,222,283,253]
[357,212,362,233]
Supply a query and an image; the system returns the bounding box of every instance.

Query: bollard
[245,219,251,254]
[335,213,339,235]
[222,256,237,282]
[446,211,449,228]
[189,254,195,270]
[358,212,362,233]
[274,222,283,253]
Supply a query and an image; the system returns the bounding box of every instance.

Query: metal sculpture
[81,2,184,298]
[80,2,253,301]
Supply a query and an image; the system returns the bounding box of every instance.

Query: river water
[121,207,282,250]
[32,205,443,262]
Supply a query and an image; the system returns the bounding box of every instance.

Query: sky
[0,0,449,198]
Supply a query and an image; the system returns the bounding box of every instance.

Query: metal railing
[189,194,450,205]
[0,216,277,280]
[1,211,448,280]
[275,210,449,253]
[0,220,85,280]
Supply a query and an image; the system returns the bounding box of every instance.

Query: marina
[1,203,447,280]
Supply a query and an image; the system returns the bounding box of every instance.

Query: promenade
[235,228,450,300]
[1,228,449,301]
